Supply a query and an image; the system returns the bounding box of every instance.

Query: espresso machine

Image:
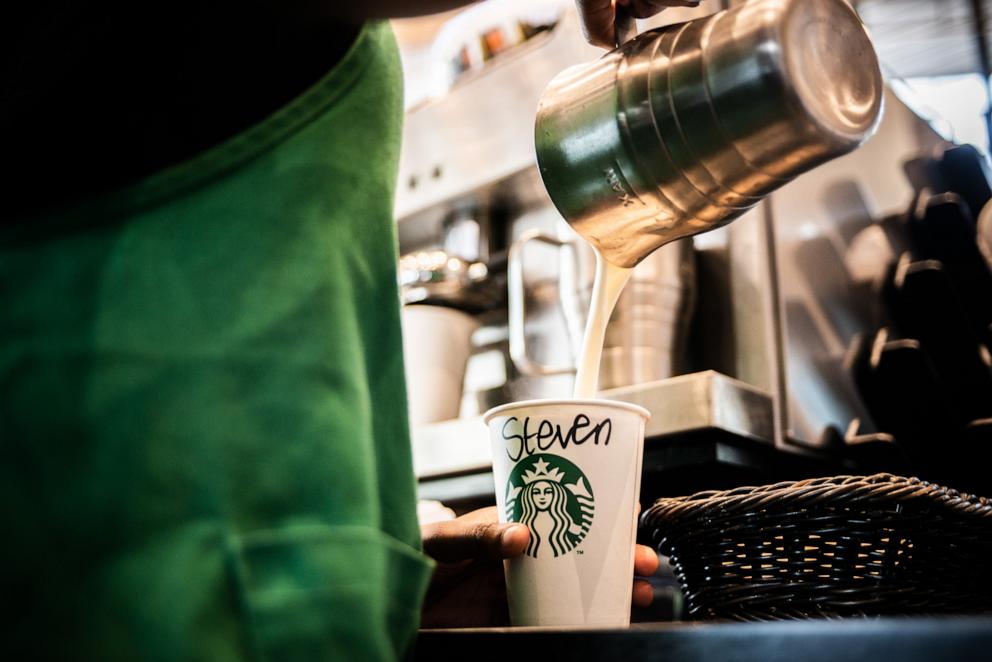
[396,0,991,509]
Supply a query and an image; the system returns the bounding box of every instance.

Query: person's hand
[576,0,702,49]
[420,506,660,628]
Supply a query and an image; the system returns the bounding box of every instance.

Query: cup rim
[483,398,651,425]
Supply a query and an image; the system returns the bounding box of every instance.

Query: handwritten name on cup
[501,414,612,462]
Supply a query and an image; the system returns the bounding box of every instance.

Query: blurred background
[394,0,992,562]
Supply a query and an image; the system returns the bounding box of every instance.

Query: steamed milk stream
[572,252,633,398]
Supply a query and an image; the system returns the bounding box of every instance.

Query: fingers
[498,522,530,558]
[421,506,531,564]
[633,579,654,608]
[577,0,702,48]
[634,544,660,577]
[575,0,617,49]
[632,545,659,607]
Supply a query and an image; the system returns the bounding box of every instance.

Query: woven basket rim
[642,473,992,529]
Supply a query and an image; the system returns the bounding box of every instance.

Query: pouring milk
[572,252,632,398]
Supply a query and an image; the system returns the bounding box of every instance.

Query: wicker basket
[641,474,992,621]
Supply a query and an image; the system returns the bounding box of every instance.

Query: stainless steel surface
[534,0,884,269]
[601,241,696,389]
[567,238,697,390]
[399,250,491,308]
[605,371,776,444]
[412,370,775,481]
[472,207,577,408]
[727,205,788,447]
[858,0,988,78]
[507,229,577,377]
[507,230,695,388]
[769,88,944,447]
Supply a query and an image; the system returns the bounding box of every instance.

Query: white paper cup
[484,398,651,628]
[401,305,479,426]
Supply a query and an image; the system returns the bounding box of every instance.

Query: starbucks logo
[505,454,594,559]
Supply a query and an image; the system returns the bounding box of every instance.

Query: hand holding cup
[420,506,658,628]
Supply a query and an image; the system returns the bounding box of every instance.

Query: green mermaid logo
[505,454,594,558]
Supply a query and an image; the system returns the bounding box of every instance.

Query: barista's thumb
[422,506,530,564]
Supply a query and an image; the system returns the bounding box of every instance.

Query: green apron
[1,21,432,661]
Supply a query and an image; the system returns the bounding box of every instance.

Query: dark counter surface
[416,616,992,661]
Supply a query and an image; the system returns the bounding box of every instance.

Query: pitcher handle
[508,230,577,377]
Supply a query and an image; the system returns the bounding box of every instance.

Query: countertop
[416,616,992,661]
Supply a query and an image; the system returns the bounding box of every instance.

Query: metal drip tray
[604,371,774,445]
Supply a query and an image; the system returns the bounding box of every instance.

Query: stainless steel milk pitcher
[535,0,884,268]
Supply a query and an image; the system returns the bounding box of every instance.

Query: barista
[1,1,692,660]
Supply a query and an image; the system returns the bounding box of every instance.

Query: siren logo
[505,454,594,559]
